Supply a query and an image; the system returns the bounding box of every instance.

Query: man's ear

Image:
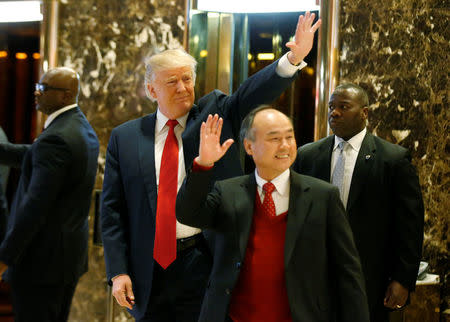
[147,83,157,100]
[62,90,74,105]
[243,138,253,156]
[362,106,369,120]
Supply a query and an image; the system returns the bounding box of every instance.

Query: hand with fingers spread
[112,274,135,310]
[383,280,409,309]
[286,11,322,65]
[196,114,234,167]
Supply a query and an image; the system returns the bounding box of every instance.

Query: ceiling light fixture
[0,1,42,23]
[196,0,319,13]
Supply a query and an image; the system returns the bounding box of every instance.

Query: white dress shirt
[255,168,290,215]
[44,103,78,129]
[155,53,305,237]
[331,128,367,207]
[276,53,307,77]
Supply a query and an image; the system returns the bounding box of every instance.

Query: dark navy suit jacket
[0,107,99,286]
[100,60,298,319]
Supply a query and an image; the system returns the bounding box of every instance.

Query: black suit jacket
[0,107,99,285]
[101,59,299,319]
[176,170,370,322]
[293,132,424,317]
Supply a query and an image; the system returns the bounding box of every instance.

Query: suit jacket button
[225,288,231,295]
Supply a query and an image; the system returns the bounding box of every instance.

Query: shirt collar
[44,103,78,129]
[156,108,189,133]
[334,127,367,152]
[255,168,290,196]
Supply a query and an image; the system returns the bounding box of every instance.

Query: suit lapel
[234,175,257,259]
[138,113,158,217]
[346,133,376,212]
[314,136,334,182]
[284,173,312,266]
[182,105,200,172]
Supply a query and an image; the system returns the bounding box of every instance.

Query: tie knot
[338,141,347,151]
[263,182,275,194]
[166,119,178,129]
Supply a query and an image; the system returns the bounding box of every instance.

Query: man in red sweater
[176,107,370,322]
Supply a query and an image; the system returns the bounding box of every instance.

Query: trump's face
[244,109,297,181]
[147,66,195,120]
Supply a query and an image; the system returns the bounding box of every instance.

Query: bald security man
[0,67,99,322]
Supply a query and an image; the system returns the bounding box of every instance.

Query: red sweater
[228,189,292,322]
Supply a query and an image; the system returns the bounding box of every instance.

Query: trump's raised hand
[286,11,322,65]
[196,114,234,167]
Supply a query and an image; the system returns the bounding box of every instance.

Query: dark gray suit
[176,169,370,322]
[293,132,424,321]
[0,107,99,321]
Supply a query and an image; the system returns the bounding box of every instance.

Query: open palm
[197,114,234,167]
[286,11,322,65]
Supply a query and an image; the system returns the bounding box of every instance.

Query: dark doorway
[247,12,318,147]
[0,20,40,199]
[0,21,40,144]
[241,12,319,173]
[188,11,319,174]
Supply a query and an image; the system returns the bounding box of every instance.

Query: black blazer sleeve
[0,135,71,265]
[100,130,129,281]
[326,186,370,322]
[176,168,223,230]
[0,143,30,168]
[390,151,424,291]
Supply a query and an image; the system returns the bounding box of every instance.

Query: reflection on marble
[339,0,449,314]
[56,0,186,320]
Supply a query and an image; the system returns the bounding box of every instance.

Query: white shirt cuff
[276,53,307,78]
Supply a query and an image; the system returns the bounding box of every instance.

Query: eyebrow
[329,99,353,105]
[165,73,192,81]
[266,128,294,136]
[165,76,177,82]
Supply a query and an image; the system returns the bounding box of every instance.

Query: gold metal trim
[315,0,340,140]
[35,0,59,135]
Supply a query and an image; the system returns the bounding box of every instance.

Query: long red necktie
[154,119,179,269]
[262,182,276,217]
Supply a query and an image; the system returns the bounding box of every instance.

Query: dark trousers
[138,237,212,322]
[11,279,78,322]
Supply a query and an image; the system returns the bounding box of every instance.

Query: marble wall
[338,0,449,311]
[56,0,186,320]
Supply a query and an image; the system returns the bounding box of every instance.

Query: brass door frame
[315,0,340,140]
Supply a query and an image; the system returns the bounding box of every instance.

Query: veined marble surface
[339,0,449,312]
[56,0,186,320]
